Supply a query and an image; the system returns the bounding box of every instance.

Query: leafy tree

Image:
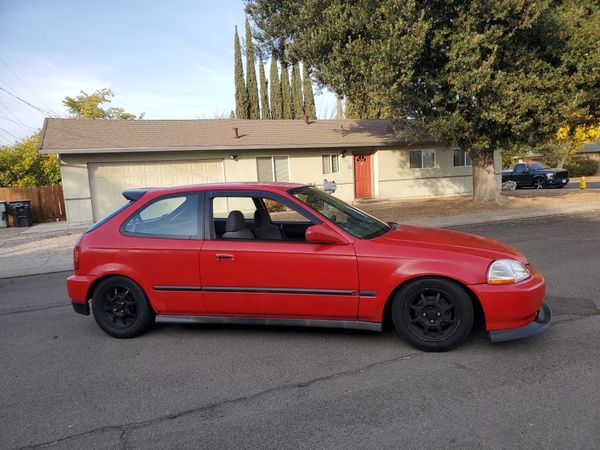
[269,53,282,119]
[302,63,316,120]
[63,88,143,119]
[291,62,303,118]
[0,133,60,187]
[280,62,293,119]
[246,0,600,203]
[258,56,270,119]
[245,19,260,119]
[234,26,249,119]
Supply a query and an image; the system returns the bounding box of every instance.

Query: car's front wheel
[533,177,546,189]
[92,276,155,338]
[391,277,474,352]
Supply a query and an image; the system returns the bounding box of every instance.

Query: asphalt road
[1,213,599,449]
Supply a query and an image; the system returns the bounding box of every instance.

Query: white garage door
[89,159,224,220]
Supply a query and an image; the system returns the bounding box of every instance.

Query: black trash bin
[9,200,33,227]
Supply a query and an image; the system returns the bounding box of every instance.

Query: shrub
[564,159,599,177]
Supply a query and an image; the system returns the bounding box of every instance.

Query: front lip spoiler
[489,303,552,343]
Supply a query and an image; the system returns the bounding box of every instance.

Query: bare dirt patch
[357,189,600,223]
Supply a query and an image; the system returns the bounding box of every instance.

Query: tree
[269,53,282,119]
[552,123,600,167]
[246,0,600,203]
[245,19,260,119]
[280,62,293,119]
[258,56,270,119]
[63,88,143,119]
[234,25,248,119]
[291,62,303,118]
[0,133,60,187]
[302,63,316,120]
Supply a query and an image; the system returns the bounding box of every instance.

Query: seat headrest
[225,210,246,232]
[254,209,272,228]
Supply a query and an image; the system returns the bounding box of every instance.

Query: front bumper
[547,177,569,186]
[489,303,552,342]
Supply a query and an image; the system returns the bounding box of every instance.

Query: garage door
[89,159,224,220]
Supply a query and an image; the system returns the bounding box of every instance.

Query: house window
[453,149,472,167]
[256,156,289,182]
[409,150,436,169]
[322,154,340,174]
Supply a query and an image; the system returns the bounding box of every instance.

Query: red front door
[354,154,372,199]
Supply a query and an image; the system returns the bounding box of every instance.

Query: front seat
[254,209,284,240]
[221,211,255,239]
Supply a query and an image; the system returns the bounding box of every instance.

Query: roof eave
[39,140,435,155]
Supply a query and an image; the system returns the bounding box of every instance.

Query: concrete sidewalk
[0,222,89,279]
[1,200,600,279]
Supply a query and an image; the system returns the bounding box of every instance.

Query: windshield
[529,162,548,170]
[290,186,391,239]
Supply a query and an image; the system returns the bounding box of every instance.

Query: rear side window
[122,194,199,238]
[86,201,132,233]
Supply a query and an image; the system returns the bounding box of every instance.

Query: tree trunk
[472,150,501,203]
[556,140,571,169]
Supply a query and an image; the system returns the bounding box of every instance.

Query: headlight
[487,259,531,285]
[545,173,554,179]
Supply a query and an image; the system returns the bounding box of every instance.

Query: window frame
[409,149,437,169]
[322,153,340,175]
[203,190,321,241]
[120,191,204,240]
[453,149,472,167]
[256,155,291,182]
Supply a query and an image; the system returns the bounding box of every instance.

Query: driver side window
[123,193,199,238]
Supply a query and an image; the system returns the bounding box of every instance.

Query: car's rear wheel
[533,177,546,189]
[92,276,155,338]
[391,278,474,352]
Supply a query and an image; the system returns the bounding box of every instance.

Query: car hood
[374,225,528,264]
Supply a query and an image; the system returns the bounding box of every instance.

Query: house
[577,140,600,175]
[38,118,501,223]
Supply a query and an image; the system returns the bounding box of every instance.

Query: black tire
[533,177,546,189]
[91,276,155,338]
[391,277,474,352]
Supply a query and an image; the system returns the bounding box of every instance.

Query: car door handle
[215,253,235,261]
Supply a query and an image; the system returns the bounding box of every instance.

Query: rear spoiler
[122,189,150,201]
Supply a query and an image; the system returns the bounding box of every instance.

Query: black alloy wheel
[392,277,474,352]
[92,276,155,338]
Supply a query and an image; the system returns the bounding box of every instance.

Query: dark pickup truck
[502,162,569,189]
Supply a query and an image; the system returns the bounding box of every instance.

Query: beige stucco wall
[60,147,501,223]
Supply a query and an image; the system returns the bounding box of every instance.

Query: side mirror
[305,224,348,245]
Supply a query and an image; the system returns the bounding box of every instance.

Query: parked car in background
[67,183,551,352]
[502,162,569,189]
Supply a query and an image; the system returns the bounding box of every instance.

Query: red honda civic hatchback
[67,183,550,352]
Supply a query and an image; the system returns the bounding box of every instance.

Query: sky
[0,0,336,145]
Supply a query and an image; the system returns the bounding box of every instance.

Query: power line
[0,125,19,140]
[0,57,57,115]
[0,85,55,117]
[0,114,37,131]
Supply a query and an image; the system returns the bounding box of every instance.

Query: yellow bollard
[579,177,587,189]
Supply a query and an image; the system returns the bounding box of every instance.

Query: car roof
[126,182,307,197]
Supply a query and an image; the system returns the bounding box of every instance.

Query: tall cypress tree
[245,19,260,119]
[291,62,303,118]
[234,26,248,119]
[281,62,293,119]
[269,53,282,119]
[302,63,316,120]
[258,56,270,119]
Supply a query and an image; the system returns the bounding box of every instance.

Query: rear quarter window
[122,193,200,239]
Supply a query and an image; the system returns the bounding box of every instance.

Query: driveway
[1,213,599,449]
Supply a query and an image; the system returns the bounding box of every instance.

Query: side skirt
[156,315,382,332]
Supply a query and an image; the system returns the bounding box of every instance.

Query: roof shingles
[39,118,415,154]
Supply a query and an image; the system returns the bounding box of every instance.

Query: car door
[119,191,206,315]
[512,163,532,186]
[199,190,359,320]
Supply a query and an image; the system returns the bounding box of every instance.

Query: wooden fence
[0,185,66,224]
